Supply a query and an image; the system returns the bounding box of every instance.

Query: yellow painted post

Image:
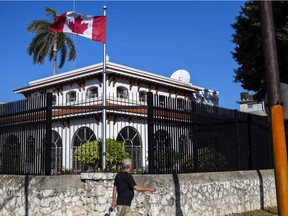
[260,1,288,215]
[270,105,288,215]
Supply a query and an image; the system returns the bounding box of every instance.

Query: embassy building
[11,60,219,173]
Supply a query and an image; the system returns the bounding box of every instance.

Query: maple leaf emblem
[68,15,88,34]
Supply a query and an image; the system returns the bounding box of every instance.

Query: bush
[154,148,183,173]
[74,138,130,171]
[99,138,130,169]
[198,147,228,172]
[74,141,100,168]
[180,146,228,172]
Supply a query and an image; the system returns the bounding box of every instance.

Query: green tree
[27,7,76,75]
[231,1,288,99]
[73,138,130,171]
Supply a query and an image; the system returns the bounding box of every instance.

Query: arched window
[179,135,188,152]
[116,126,142,169]
[159,95,166,107]
[154,130,171,174]
[86,87,98,99]
[71,127,97,170]
[117,86,128,99]
[139,91,147,102]
[26,135,35,163]
[52,94,57,105]
[66,91,76,103]
[177,98,185,109]
[3,134,21,173]
[51,130,62,172]
[154,129,171,148]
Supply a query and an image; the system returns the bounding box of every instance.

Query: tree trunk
[52,34,57,75]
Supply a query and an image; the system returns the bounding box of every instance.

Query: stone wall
[0,170,276,216]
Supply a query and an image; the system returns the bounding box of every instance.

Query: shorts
[116,205,132,216]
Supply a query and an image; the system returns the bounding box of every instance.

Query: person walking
[111,159,156,216]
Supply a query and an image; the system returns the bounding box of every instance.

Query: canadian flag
[49,12,106,43]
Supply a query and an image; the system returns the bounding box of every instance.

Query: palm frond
[27,32,51,55]
[45,7,57,20]
[56,33,66,50]
[27,20,51,33]
[28,32,54,66]
[59,46,67,68]
[32,42,44,64]
[65,36,76,61]
[40,35,53,60]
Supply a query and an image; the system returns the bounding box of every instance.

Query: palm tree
[27,7,76,75]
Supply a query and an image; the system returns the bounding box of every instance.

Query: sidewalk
[227,207,278,216]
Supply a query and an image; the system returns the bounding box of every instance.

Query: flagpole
[102,5,107,170]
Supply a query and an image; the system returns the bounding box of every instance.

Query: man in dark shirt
[112,159,156,216]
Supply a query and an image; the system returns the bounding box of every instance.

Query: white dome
[170,69,191,83]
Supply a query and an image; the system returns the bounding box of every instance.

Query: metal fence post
[147,92,155,174]
[234,109,241,170]
[191,101,198,172]
[45,93,52,175]
[247,114,253,170]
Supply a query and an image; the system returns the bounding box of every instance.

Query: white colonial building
[237,92,266,116]
[14,61,219,171]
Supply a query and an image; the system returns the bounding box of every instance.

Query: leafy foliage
[3,146,21,174]
[74,141,100,167]
[180,147,228,172]
[27,7,76,75]
[197,147,228,172]
[231,1,288,99]
[99,138,130,168]
[154,148,183,173]
[73,138,130,171]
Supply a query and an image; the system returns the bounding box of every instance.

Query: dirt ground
[227,207,278,216]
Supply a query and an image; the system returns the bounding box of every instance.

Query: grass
[227,207,277,215]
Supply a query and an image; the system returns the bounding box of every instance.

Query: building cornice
[14,62,218,95]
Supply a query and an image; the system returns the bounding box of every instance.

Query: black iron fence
[0,92,283,175]
[147,93,274,174]
[0,92,148,175]
[0,95,51,175]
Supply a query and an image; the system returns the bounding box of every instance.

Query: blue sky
[0,1,246,109]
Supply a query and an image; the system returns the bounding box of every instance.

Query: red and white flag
[49,12,106,43]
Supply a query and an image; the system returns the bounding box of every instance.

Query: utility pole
[260,1,288,215]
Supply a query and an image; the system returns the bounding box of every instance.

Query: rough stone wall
[0,170,276,216]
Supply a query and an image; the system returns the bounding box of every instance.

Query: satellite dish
[264,82,288,119]
[170,69,191,83]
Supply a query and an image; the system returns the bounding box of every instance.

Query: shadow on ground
[227,207,278,216]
